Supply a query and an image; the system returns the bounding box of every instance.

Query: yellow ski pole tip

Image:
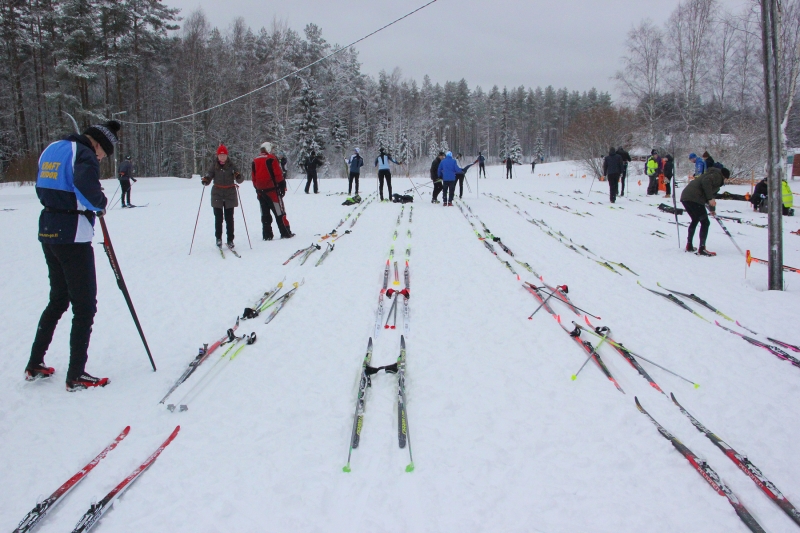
[694,383,700,389]
[571,375,577,381]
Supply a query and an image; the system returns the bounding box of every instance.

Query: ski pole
[293,177,304,194]
[99,216,157,371]
[236,185,252,249]
[587,174,597,197]
[711,212,744,255]
[529,285,601,320]
[528,291,555,319]
[574,324,699,388]
[108,183,121,210]
[571,326,609,380]
[384,296,399,328]
[189,185,206,255]
[672,178,681,249]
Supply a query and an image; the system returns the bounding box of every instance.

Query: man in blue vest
[27,120,118,391]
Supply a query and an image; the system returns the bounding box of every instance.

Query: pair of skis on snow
[638,281,800,370]
[159,278,301,407]
[636,395,800,532]
[13,426,180,533]
[343,336,413,473]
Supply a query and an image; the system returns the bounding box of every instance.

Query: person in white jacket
[374,147,400,201]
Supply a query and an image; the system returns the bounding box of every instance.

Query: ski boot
[697,246,716,257]
[685,243,696,253]
[25,363,55,381]
[66,372,109,392]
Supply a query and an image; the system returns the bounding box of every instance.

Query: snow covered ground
[1,161,799,533]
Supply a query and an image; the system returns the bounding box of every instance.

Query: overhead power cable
[121,0,440,126]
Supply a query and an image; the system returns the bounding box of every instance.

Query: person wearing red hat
[202,144,243,250]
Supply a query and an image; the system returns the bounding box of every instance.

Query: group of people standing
[201,143,294,247]
[429,151,475,205]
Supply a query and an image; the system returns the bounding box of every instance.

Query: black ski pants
[456,175,465,198]
[304,173,318,194]
[619,167,627,196]
[432,180,443,202]
[443,181,456,203]
[478,164,486,178]
[257,190,291,239]
[348,172,360,194]
[120,179,131,205]
[378,169,392,200]
[683,201,710,247]
[29,242,97,380]
[214,207,235,243]
[607,173,620,202]
[506,167,513,179]
[664,176,672,196]
[647,174,659,195]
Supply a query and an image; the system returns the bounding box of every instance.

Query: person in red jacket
[252,142,294,240]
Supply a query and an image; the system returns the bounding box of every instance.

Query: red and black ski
[71,426,180,533]
[635,397,766,533]
[13,427,130,533]
[671,393,800,527]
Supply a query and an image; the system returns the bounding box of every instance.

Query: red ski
[71,426,180,533]
[13,426,130,533]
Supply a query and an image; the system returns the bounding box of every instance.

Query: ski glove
[201,177,211,186]
[279,182,287,197]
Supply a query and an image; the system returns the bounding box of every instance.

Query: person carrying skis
[346,148,363,195]
[503,156,515,179]
[616,146,631,196]
[118,155,137,208]
[202,144,244,250]
[680,165,729,256]
[602,147,623,203]
[303,150,324,194]
[252,142,294,240]
[430,151,445,204]
[375,147,400,201]
[28,120,119,391]
[645,149,661,195]
[689,152,706,178]
[437,151,464,206]
[477,152,486,178]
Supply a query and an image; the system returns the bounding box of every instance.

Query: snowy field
[1,161,799,533]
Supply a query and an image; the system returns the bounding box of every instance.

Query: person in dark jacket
[602,147,623,203]
[28,120,118,391]
[504,157,515,179]
[430,152,445,203]
[615,147,631,196]
[437,151,464,206]
[662,154,674,198]
[303,150,324,194]
[702,151,715,169]
[531,158,537,174]
[477,152,486,178]
[252,142,293,240]
[346,148,364,195]
[117,155,137,207]
[202,144,244,249]
[279,153,288,177]
[680,166,729,256]
[751,178,768,211]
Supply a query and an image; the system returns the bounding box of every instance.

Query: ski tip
[694,383,701,389]
[405,463,415,473]
[342,465,352,473]
[570,374,577,381]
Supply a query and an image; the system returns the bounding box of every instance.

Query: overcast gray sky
[167,0,750,97]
